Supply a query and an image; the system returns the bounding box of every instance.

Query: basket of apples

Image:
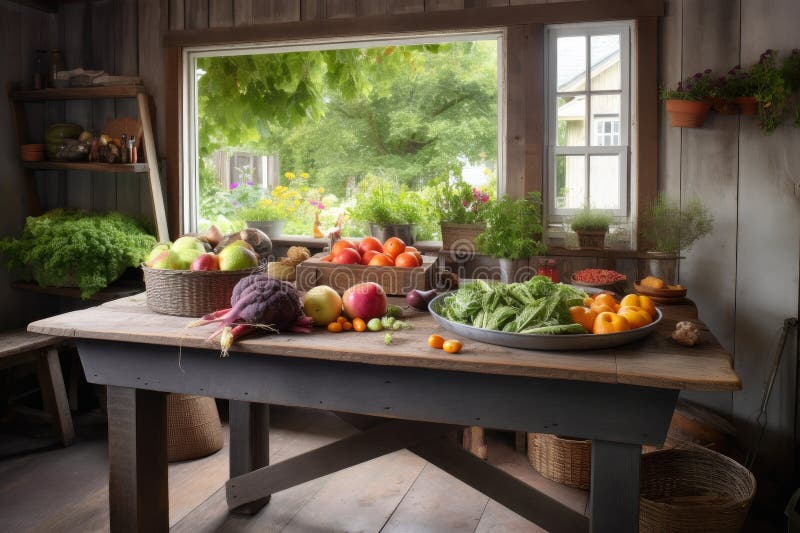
[142,226,271,317]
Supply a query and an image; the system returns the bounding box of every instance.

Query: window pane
[589,155,620,209]
[590,35,621,91]
[557,36,586,92]
[591,94,621,146]
[556,155,586,209]
[557,95,585,146]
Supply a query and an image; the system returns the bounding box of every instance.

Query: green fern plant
[475,192,546,260]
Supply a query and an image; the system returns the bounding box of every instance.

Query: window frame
[545,21,634,221]
[181,30,506,234]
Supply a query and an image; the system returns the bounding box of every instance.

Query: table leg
[589,440,640,533]
[229,400,270,514]
[106,386,168,533]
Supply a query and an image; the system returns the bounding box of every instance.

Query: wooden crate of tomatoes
[295,236,438,295]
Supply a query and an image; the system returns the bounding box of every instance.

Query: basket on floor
[142,264,255,317]
[167,393,223,462]
[640,444,755,533]
[527,433,591,489]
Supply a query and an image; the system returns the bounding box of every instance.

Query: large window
[183,32,502,238]
[547,22,632,218]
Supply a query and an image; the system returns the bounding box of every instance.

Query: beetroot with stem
[189,275,313,352]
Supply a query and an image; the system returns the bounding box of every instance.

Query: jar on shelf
[537,259,559,282]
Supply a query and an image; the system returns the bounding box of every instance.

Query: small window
[547,22,632,217]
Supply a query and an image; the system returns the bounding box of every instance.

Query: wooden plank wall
[660,0,800,499]
[0,0,59,328]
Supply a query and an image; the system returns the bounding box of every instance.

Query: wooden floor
[0,404,592,533]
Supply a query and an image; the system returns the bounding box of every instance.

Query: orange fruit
[383,237,406,259]
[619,294,657,318]
[617,308,652,329]
[593,293,619,311]
[327,322,343,333]
[592,312,630,334]
[361,250,379,265]
[368,253,395,267]
[358,236,383,256]
[394,252,420,268]
[428,334,445,349]
[404,247,423,264]
[352,318,367,332]
[342,321,353,331]
[331,239,357,257]
[442,339,463,354]
[590,303,616,315]
[569,306,597,332]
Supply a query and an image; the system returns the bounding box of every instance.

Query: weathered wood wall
[661,0,800,499]
[0,1,59,326]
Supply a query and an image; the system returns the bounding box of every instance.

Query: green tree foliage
[196,41,498,197]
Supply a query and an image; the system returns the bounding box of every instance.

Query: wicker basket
[576,230,607,250]
[142,265,255,317]
[640,444,755,533]
[527,433,591,489]
[440,222,486,253]
[167,394,224,462]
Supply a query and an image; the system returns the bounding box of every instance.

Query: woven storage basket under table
[527,433,591,490]
[639,444,755,533]
[167,393,223,462]
[142,265,256,317]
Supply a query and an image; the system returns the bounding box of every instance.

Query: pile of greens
[437,276,588,335]
[0,209,156,299]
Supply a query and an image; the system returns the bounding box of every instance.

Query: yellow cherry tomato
[327,322,343,333]
[428,334,445,349]
[442,339,463,354]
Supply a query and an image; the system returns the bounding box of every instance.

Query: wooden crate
[296,253,438,295]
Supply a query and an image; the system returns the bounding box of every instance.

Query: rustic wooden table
[28,294,739,533]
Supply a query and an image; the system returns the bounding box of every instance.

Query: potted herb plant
[660,70,715,127]
[432,178,492,252]
[570,209,614,251]
[475,192,546,283]
[638,194,714,284]
[348,177,425,244]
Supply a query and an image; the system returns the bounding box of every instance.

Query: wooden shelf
[11,85,144,101]
[22,161,149,173]
[11,279,144,302]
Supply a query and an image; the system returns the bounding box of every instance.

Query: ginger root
[672,321,700,346]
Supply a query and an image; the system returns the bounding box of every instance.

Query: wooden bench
[0,330,74,446]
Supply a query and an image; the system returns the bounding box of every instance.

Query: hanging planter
[665,99,712,128]
[661,70,715,128]
[734,96,758,115]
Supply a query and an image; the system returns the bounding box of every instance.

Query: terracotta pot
[734,96,758,115]
[665,99,711,128]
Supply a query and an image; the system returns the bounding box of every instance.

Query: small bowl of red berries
[570,268,627,292]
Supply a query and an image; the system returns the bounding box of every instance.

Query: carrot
[220,324,254,357]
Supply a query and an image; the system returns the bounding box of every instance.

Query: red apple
[342,282,388,321]
[190,252,220,271]
[333,248,361,265]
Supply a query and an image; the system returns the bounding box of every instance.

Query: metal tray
[428,292,662,351]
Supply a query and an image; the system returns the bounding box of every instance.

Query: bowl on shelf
[21,143,45,162]
[570,268,627,293]
[634,280,688,303]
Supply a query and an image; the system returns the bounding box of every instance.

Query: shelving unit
[9,84,169,243]
[8,84,167,301]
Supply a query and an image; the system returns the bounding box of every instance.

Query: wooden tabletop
[27,294,740,392]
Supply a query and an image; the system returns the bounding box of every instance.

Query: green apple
[171,236,206,254]
[169,249,203,270]
[145,243,171,264]
[218,246,258,271]
[303,285,343,326]
[147,250,172,269]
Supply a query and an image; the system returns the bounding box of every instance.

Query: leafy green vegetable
[437,276,588,335]
[0,209,156,299]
